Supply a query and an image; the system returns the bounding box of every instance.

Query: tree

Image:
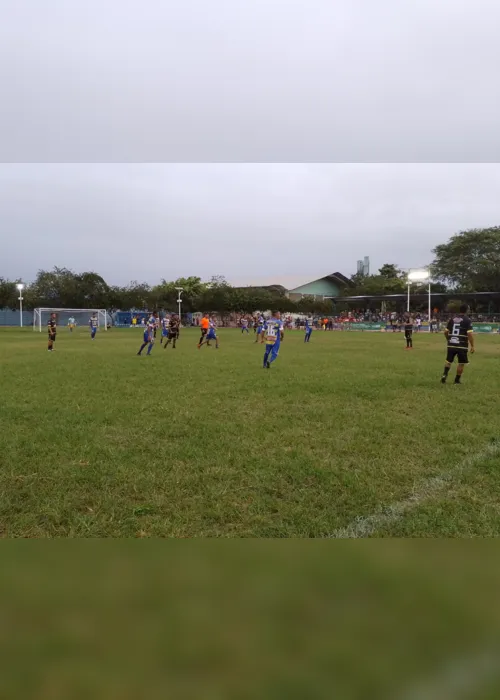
[31,267,80,307]
[0,278,17,309]
[432,226,500,291]
[378,263,403,279]
[344,274,407,297]
[76,272,110,308]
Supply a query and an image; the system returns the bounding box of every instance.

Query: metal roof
[230,272,352,291]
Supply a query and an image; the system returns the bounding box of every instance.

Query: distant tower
[357,257,370,276]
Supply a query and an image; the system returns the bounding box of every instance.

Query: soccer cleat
[197,344,201,349]
[441,376,446,384]
[266,361,271,369]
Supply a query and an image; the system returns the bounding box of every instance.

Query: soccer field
[1,326,499,538]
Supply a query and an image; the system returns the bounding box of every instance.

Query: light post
[16,283,24,328]
[407,269,431,327]
[175,287,184,325]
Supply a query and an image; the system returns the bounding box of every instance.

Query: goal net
[33,308,109,332]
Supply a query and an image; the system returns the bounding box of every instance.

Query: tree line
[0,270,334,316]
[2,226,500,314]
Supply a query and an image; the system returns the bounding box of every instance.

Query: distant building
[231,272,352,301]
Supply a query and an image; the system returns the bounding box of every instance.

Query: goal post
[33,308,108,332]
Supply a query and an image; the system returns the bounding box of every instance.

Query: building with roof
[231,272,352,300]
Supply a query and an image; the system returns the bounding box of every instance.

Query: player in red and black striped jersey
[441,305,475,385]
[164,315,180,349]
[47,314,57,351]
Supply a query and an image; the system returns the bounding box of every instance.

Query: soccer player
[262,311,284,369]
[89,313,98,340]
[254,315,265,343]
[404,315,413,349]
[441,304,475,385]
[160,315,170,345]
[68,316,76,332]
[305,318,313,343]
[198,318,219,349]
[241,317,249,334]
[137,315,155,356]
[47,313,57,351]
[199,314,210,346]
[164,314,179,349]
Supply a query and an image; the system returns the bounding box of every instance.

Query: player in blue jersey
[137,315,156,356]
[89,314,98,340]
[262,311,284,369]
[160,315,170,345]
[304,318,313,343]
[254,315,265,343]
[198,318,219,349]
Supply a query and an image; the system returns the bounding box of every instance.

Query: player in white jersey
[160,315,170,345]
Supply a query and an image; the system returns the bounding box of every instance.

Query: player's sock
[441,366,450,382]
[138,342,147,355]
[146,343,153,355]
[454,375,461,384]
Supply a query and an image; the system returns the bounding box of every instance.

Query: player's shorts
[446,347,469,365]
[48,333,56,342]
[206,329,216,341]
[162,329,169,337]
[169,330,179,339]
[200,328,208,336]
[404,330,412,339]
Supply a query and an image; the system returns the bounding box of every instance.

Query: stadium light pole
[16,283,24,328]
[175,287,183,324]
[407,269,431,327]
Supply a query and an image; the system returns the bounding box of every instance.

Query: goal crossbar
[33,308,108,332]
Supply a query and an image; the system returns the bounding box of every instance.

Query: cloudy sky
[2,163,500,285]
[1,0,499,161]
[1,1,499,285]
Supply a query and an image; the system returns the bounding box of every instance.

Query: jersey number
[451,323,461,336]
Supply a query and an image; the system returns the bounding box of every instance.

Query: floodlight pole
[407,282,410,313]
[16,283,24,327]
[175,287,184,324]
[428,268,432,330]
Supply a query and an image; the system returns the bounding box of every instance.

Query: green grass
[1,326,499,537]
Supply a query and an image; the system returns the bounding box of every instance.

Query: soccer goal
[33,308,108,332]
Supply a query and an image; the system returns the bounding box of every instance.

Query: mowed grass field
[1,325,500,538]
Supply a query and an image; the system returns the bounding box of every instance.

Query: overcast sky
[1,2,499,285]
[2,163,500,285]
[1,0,499,161]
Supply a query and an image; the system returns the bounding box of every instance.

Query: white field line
[396,648,500,700]
[329,441,500,538]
